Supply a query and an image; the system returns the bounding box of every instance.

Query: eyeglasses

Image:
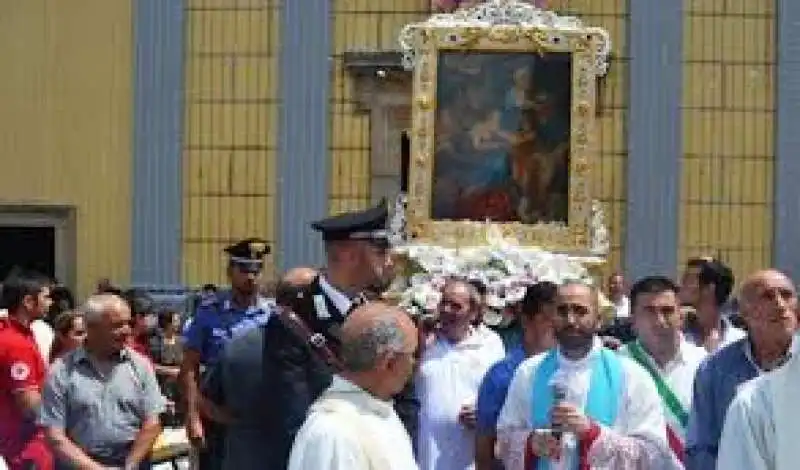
[556,303,591,318]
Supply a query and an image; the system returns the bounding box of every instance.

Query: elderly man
[716,332,800,470]
[619,276,706,464]
[288,302,419,470]
[417,278,506,470]
[39,294,165,470]
[686,269,798,470]
[497,281,673,470]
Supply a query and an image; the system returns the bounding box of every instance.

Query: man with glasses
[497,281,674,470]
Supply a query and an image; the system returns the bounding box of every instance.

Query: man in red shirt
[0,271,54,470]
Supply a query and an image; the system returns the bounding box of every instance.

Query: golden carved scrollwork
[399,0,611,254]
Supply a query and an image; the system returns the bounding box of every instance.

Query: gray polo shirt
[38,346,165,461]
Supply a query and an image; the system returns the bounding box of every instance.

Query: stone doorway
[345,52,412,205]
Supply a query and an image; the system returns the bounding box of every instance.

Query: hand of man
[527,430,561,459]
[186,414,206,449]
[550,402,592,435]
[458,404,477,429]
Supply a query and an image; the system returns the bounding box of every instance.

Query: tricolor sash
[531,347,623,470]
[626,341,688,459]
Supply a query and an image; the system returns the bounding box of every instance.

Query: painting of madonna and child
[431,51,572,224]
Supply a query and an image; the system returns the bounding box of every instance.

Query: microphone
[551,383,567,439]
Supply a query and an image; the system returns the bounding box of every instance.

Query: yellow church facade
[0,0,788,297]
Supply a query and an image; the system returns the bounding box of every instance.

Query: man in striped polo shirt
[620,276,706,465]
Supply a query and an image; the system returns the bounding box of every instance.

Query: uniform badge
[10,362,30,381]
[313,294,330,320]
[249,241,266,258]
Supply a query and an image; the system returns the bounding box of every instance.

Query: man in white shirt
[417,278,505,470]
[619,276,706,465]
[496,281,674,470]
[288,301,419,470]
[679,258,745,352]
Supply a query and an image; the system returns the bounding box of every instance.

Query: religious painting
[430,51,571,224]
[399,0,611,252]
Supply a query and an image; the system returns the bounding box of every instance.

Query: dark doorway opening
[0,226,56,280]
[401,131,410,192]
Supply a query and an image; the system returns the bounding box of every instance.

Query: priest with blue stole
[496,281,676,470]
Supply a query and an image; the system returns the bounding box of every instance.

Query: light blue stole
[530,347,624,470]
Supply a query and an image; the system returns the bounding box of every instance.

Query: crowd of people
[1,199,798,470]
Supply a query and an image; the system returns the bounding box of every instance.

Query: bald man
[288,302,419,470]
[718,271,800,470]
[687,270,799,470]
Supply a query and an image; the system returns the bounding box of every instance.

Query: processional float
[384,0,615,326]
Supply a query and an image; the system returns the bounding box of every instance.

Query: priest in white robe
[416,279,506,470]
[497,281,676,470]
[716,305,800,470]
[288,302,419,470]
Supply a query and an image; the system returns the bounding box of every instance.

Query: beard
[555,327,594,356]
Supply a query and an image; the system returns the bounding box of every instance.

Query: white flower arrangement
[386,193,609,323]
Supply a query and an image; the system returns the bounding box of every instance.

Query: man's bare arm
[12,388,41,421]
[179,348,205,446]
[44,427,103,470]
[125,415,162,470]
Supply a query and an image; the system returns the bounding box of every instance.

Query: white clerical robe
[288,376,418,470]
[416,328,506,470]
[496,337,677,470]
[717,336,800,470]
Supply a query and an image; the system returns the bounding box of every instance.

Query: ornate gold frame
[399,1,611,254]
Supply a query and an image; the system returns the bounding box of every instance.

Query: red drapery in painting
[431,0,551,13]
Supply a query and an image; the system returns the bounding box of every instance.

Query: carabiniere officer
[179,238,274,470]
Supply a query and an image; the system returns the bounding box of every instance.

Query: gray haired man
[39,294,165,470]
[288,302,420,470]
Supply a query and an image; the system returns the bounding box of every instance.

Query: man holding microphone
[496,281,676,469]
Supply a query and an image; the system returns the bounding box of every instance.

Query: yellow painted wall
[0,1,133,298]
[183,0,281,285]
[330,0,431,214]
[680,0,774,280]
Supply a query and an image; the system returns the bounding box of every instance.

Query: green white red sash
[626,341,688,461]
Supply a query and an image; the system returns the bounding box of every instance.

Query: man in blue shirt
[179,238,274,470]
[475,281,557,470]
[685,269,798,470]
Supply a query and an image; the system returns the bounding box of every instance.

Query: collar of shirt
[435,326,488,350]
[556,336,603,371]
[220,292,273,314]
[742,337,792,374]
[2,316,35,337]
[73,346,132,364]
[319,276,353,315]
[630,336,702,374]
[327,375,395,418]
